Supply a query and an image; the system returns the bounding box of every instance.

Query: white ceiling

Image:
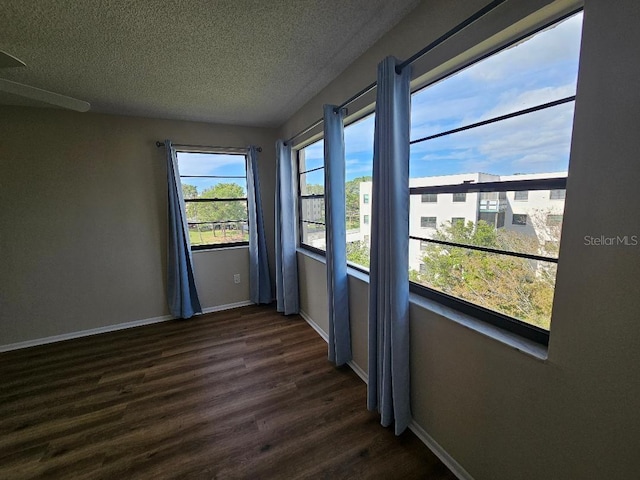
[0,0,419,127]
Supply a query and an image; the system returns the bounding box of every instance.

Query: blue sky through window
[177,152,247,195]
[300,11,582,184]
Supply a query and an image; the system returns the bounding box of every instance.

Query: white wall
[0,107,278,347]
[280,0,640,479]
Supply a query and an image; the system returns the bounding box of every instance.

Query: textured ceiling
[0,0,419,127]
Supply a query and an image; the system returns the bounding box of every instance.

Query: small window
[512,214,528,225]
[452,193,467,202]
[421,193,437,203]
[451,217,465,226]
[177,151,249,249]
[363,193,370,204]
[298,140,326,252]
[546,214,563,226]
[364,215,370,225]
[421,216,437,228]
[419,263,427,274]
[479,192,497,200]
[514,191,529,201]
[550,189,566,200]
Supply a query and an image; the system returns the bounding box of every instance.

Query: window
[176,151,249,249]
[408,11,582,344]
[345,114,375,270]
[421,216,437,228]
[512,214,528,225]
[546,214,563,226]
[297,113,375,272]
[297,140,326,252]
[452,192,466,202]
[421,193,437,203]
[550,189,566,200]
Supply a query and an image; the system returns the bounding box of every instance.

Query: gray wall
[282,0,640,479]
[0,107,278,346]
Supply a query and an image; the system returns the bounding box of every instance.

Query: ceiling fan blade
[0,78,90,112]
[0,50,26,69]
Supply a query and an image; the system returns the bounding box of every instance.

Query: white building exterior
[356,172,567,271]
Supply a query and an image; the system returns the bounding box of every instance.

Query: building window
[514,190,529,201]
[512,214,528,225]
[421,193,437,203]
[421,216,437,228]
[452,192,466,202]
[363,193,370,204]
[550,189,566,200]
[176,151,249,249]
[408,10,582,344]
[297,140,326,252]
[364,215,370,225]
[546,214,563,226]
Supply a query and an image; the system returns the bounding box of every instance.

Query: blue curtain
[367,57,412,435]
[165,139,202,318]
[275,140,299,315]
[324,105,352,366]
[247,146,272,304]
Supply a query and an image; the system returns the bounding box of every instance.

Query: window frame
[296,144,326,255]
[177,149,250,251]
[292,8,581,346]
[406,8,582,346]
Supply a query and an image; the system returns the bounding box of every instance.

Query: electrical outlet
[233,274,241,284]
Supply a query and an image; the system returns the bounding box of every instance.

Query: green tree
[346,241,370,268]
[345,176,371,229]
[412,220,556,329]
[181,183,199,224]
[304,183,324,195]
[197,183,247,239]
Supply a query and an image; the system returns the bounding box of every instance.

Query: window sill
[192,244,249,253]
[296,248,548,361]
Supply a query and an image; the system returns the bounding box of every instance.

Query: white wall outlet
[233,274,241,284]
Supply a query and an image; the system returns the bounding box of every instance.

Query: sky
[177,152,247,195]
[301,11,583,185]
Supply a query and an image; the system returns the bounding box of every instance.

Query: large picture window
[176,151,249,249]
[407,11,583,344]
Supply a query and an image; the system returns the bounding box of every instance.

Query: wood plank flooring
[0,305,457,479]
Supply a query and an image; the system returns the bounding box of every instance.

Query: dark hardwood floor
[0,305,456,479]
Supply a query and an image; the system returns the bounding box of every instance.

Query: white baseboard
[0,300,254,353]
[299,309,329,342]
[408,420,474,480]
[201,300,253,315]
[299,308,472,480]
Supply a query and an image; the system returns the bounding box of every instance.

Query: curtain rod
[284,0,506,146]
[155,141,262,152]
